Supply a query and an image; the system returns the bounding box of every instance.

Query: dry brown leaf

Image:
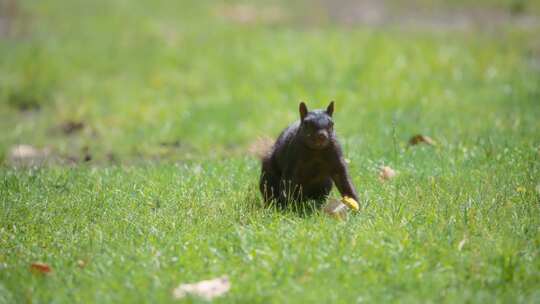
[59,120,85,135]
[408,134,436,146]
[30,262,52,274]
[77,260,86,268]
[379,166,396,181]
[173,276,230,300]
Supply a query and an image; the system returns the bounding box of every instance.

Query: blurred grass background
[1,0,539,163]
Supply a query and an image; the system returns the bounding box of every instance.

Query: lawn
[1,0,540,303]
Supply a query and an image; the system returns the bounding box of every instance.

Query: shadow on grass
[242,189,326,218]
[269,200,326,218]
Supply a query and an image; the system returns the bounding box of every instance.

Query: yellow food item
[341,196,359,211]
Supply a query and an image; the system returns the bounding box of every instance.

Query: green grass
[1,0,540,302]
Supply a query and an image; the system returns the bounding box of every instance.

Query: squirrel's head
[298,101,335,150]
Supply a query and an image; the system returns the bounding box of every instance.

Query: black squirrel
[259,101,359,207]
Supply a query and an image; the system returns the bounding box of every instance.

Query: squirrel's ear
[299,102,308,121]
[326,101,335,117]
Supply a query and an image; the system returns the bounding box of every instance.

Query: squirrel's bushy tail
[248,136,274,159]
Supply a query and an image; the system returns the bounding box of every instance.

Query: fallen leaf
[30,262,52,274]
[379,166,396,181]
[59,120,84,135]
[408,134,436,146]
[77,260,86,268]
[173,276,230,300]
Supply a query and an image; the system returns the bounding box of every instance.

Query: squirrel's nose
[316,132,328,142]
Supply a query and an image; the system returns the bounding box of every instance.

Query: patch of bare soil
[0,0,30,38]
[214,4,287,25]
[7,145,52,166]
[7,144,93,167]
[0,0,16,37]
[317,0,539,30]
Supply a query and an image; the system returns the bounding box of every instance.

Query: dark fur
[259,101,359,207]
